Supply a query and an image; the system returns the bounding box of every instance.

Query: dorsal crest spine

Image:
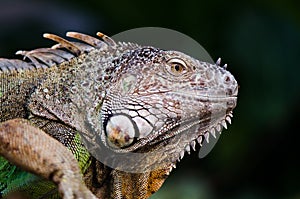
[0,32,116,72]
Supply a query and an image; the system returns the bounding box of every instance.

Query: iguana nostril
[224,76,231,83]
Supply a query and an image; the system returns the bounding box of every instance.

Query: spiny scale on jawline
[226,116,232,124]
[221,120,227,129]
[197,136,203,147]
[176,111,234,163]
[204,133,210,143]
[185,145,191,154]
[210,128,216,138]
[190,140,196,151]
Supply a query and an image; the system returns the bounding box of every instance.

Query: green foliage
[0,156,57,198]
[0,156,37,196]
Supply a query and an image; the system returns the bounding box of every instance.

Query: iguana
[0,31,238,199]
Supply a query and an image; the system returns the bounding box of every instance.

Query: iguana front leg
[0,119,97,199]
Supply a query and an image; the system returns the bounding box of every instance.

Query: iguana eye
[167,58,187,76]
[105,114,136,149]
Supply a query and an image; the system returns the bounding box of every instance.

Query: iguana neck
[83,158,171,199]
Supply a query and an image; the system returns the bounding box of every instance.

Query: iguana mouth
[169,91,238,106]
[149,109,233,146]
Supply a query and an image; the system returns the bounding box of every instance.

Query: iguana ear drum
[105,114,138,149]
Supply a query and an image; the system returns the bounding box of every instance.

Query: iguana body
[0,32,238,199]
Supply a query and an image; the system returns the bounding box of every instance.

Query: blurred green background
[0,0,299,198]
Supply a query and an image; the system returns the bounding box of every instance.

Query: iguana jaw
[139,108,235,165]
[98,100,236,172]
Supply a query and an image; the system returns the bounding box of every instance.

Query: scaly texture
[0,31,238,199]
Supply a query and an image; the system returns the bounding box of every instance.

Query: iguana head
[99,45,238,171]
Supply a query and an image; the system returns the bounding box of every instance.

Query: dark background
[0,0,299,198]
